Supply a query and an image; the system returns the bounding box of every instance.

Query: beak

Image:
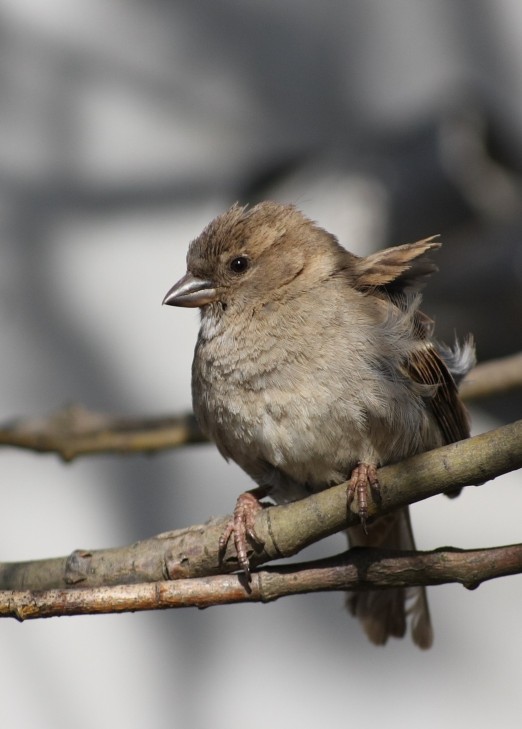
[162,272,217,308]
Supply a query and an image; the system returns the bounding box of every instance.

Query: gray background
[1,2,521,728]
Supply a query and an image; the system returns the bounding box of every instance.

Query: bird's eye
[229,256,250,274]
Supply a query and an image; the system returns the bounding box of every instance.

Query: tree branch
[0,352,520,460]
[0,407,206,460]
[459,351,522,401]
[1,420,520,596]
[3,542,522,621]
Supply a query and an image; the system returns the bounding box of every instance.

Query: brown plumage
[163,201,475,649]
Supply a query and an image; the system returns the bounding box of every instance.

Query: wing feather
[407,342,471,444]
[352,237,473,446]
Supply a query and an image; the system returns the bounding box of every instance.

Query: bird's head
[162,201,346,313]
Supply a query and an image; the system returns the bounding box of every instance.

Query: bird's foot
[219,489,266,580]
[347,462,381,533]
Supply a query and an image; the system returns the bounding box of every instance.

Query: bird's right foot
[219,489,266,580]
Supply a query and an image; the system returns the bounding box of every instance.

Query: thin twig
[2,542,522,621]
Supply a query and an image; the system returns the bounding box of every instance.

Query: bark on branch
[1,419,520,602]
[3,542,522,621]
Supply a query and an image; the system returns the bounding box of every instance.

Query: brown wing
[407,342,471,444]
[352,236,471,446]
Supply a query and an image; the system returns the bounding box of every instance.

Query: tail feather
[347,508,433,649]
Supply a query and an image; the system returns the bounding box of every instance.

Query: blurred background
[1,1,521,727]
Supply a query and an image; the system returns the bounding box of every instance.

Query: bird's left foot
[219,489,266,580]
[347,463,381,533]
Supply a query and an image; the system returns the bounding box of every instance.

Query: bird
[163,201,475,649]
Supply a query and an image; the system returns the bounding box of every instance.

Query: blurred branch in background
[459,352,522,400]
[0,352,521,460]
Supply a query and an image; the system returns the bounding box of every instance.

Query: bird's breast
[191,299,438,498]
[192,332,369,492]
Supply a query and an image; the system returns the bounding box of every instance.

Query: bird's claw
[219,490,265,580]
[347,462,381,533]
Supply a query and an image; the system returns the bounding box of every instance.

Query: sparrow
[163,201,475,649]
